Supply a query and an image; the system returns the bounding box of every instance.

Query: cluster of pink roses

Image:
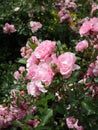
[14,36,78,97]
[24,38,78,97]
[0,89,39,129]
[81,56,98,97]
[57,0,77,23]
[76,17,98,53]
[77,16,98,98]
[12,37,81,129]
[20,36,40,59]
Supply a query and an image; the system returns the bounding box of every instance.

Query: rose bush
[0,0,98,130]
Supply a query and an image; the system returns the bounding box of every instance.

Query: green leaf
[56,105,65,114]
[82,100,96,115]
[23,114,33,123]
[86,77,92,83]
[17,58,27,64]
[13,120,22,127]
[41,109,53,126]
[94,77,98,83]
[57,40,62,50]
[27,40,37,50]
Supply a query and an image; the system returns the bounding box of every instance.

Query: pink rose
[31,36,40,45]
[26,64,38,80]
[27,62,54,86]
[93,61,98,76]
[34,40,56,61]
[14,71,21,80]
[0,116,4,129]
[79,21,92,36]
[66,117,78,129]
[79,17,98,36]
[75,40,88,52]
[3,23,16,34]
[19,66,25,73]
[27,81,47,97]
[90,17,98,32]
[34,62,54,86]
[58,52,76,78]
[27,119,40,128]
[58,10,64,17]
[27,54,38,68]
[66,117,84,130]
[30,21,42,33]
[94,44,98,49]
[91,3,98,16]
[87,63,95,77]
[20,45,33,59]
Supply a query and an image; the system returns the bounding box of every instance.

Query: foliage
[0,63,19,104]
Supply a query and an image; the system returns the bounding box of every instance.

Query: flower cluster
[0,89,39,129]
[79,57,98,97]
[57,0,77,23]
[24,38,78,97]
[77,16,98,98]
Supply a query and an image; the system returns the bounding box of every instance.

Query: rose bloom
[75,40,88,52]
[27,119,40,128]
[91,3,98,16]
[27,80,47,97]
[58,52,76,78]
[14,71,21,80]
[79,17,98,36]
[30,21,42,33]
[34,62,54,86]
[27,54,38,68]
[3,23,16,34]
[27,62,54,86]
[26,64,38,80]
[66,117,84,130]
[79,20,92,36]
[34,40,56,61]
[20,45,33,59]
[19,66,25,73]
[90,17,98,32]
[31,36,40,45]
